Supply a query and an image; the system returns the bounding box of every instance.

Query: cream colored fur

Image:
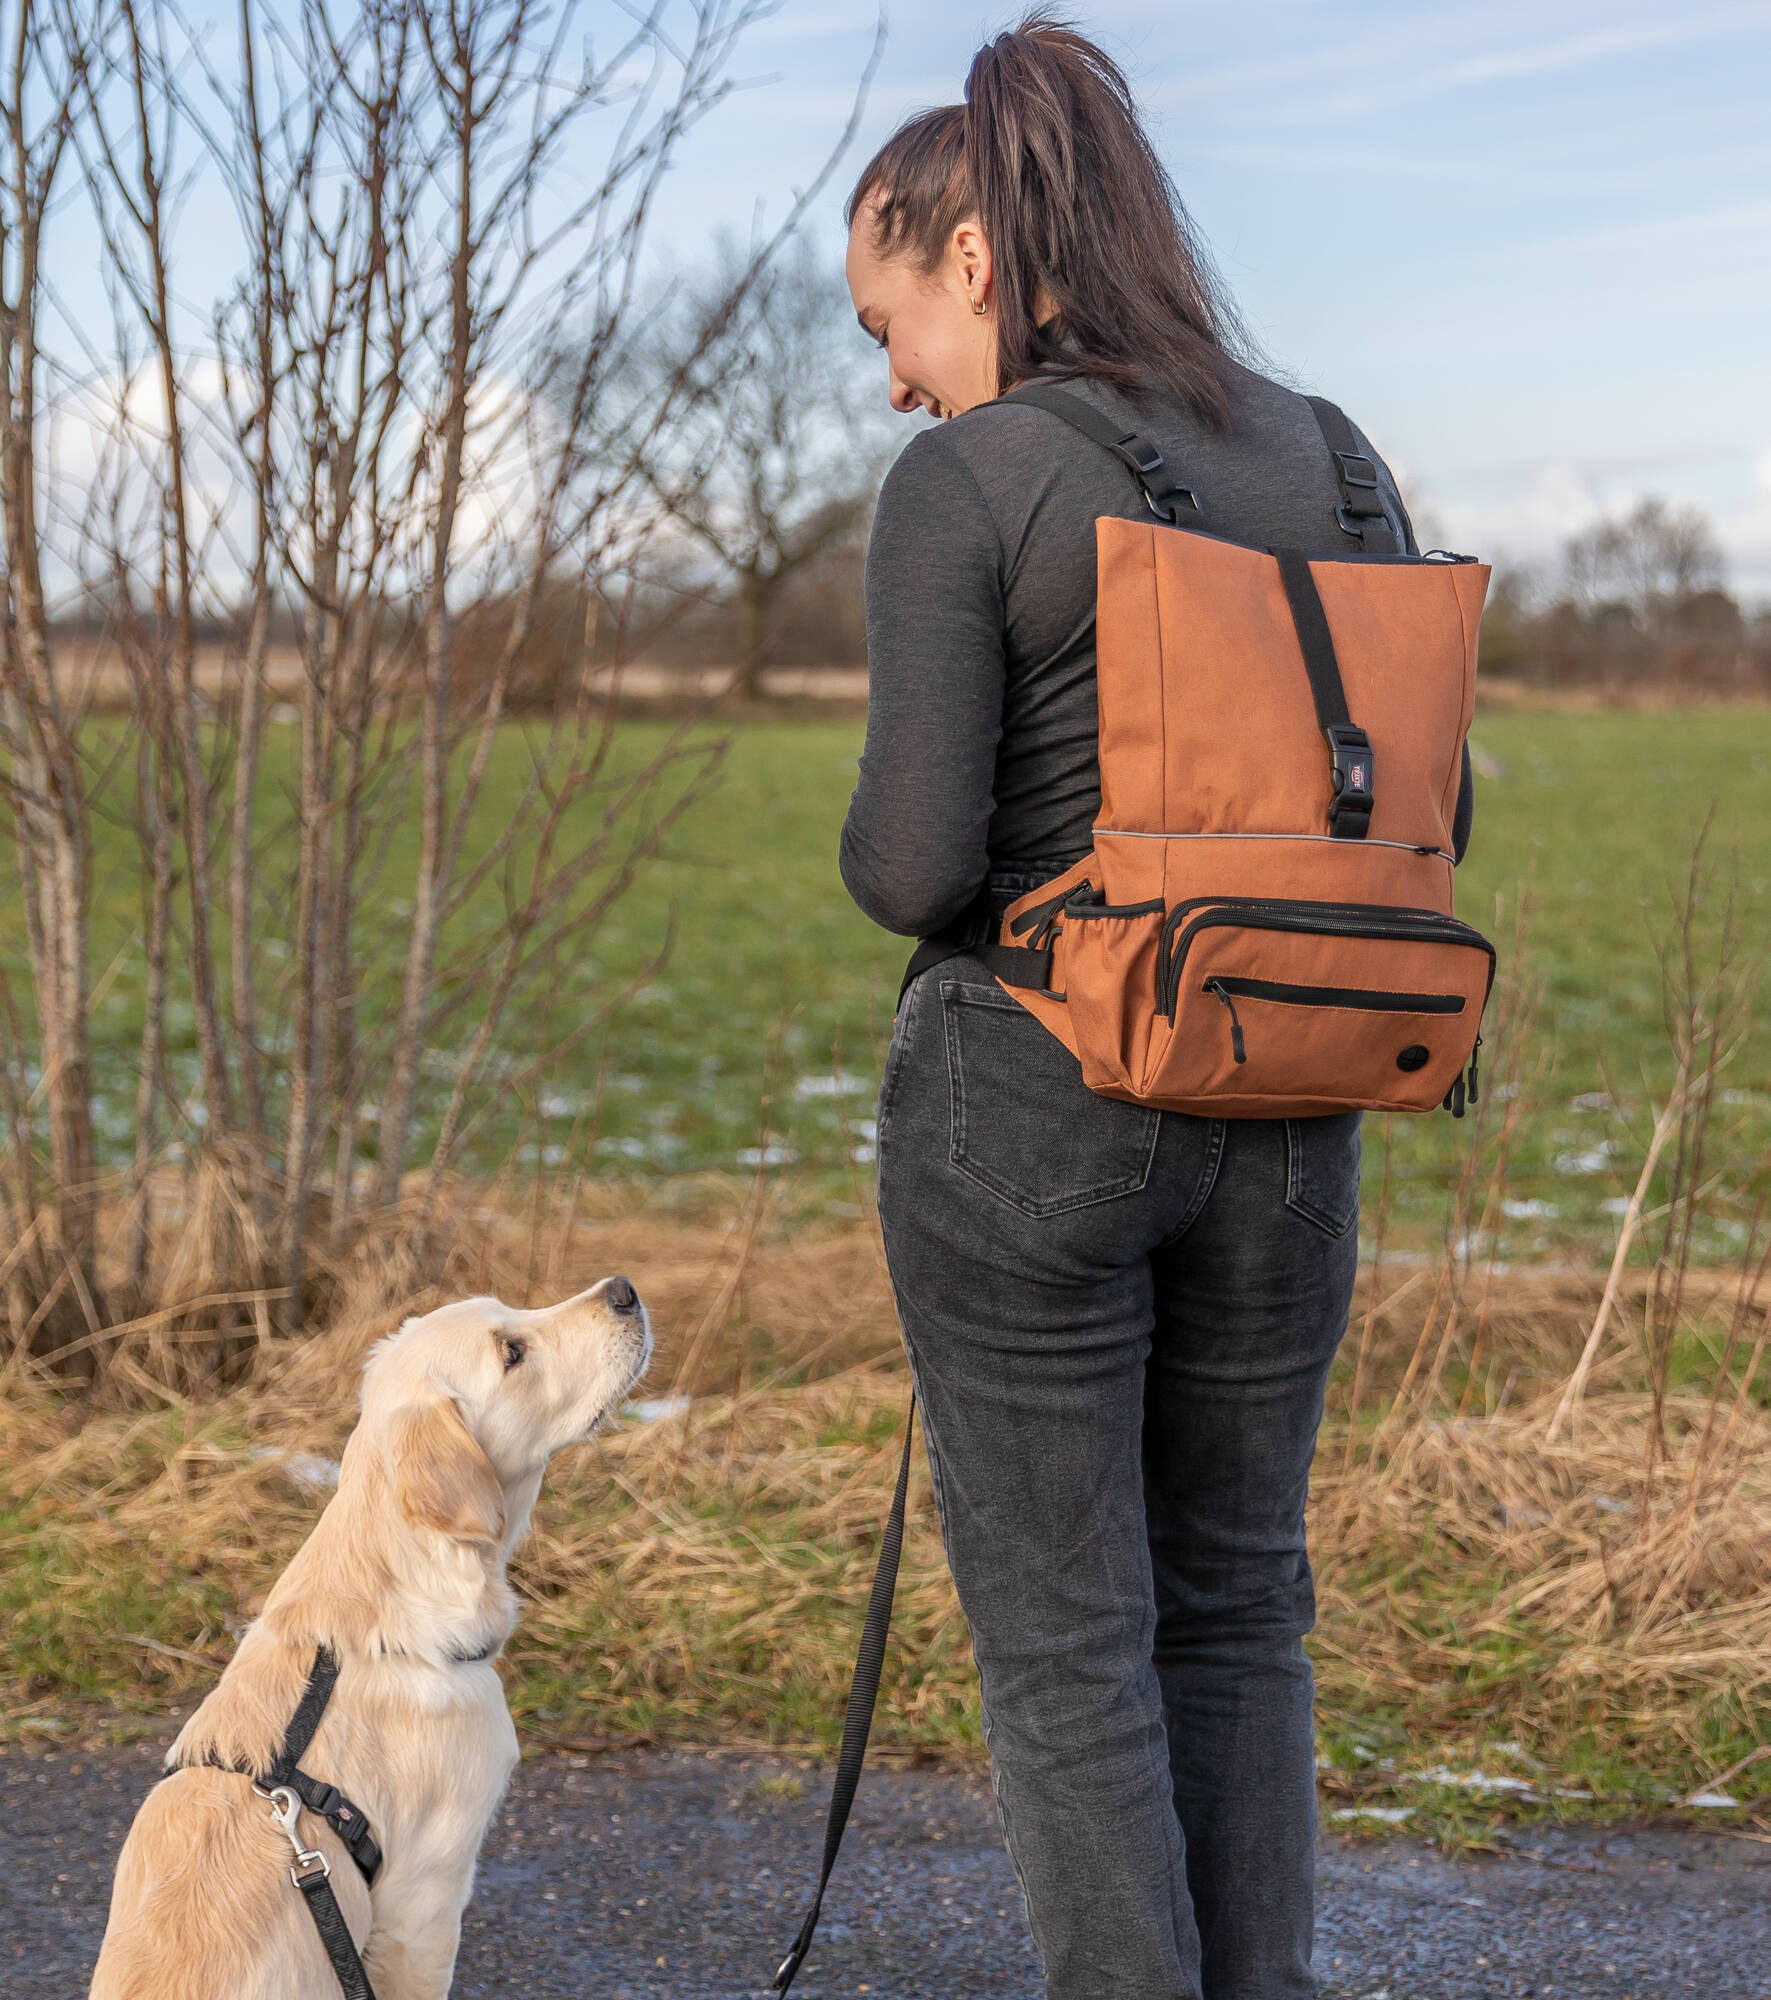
[90,1278,651,2000]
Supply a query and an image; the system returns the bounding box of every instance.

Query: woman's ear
[952,219,993,304]
[387,1392,506,1543]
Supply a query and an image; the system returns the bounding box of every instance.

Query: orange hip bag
[965,383,1494,1120]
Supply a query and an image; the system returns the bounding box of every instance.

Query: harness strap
[268,1643,340,1771]
[773,1400,917,1994]
[1305,396,1402,552]
[176,1645,383,1999]
[262,1650,382,1998]
[280,1765,385,1882]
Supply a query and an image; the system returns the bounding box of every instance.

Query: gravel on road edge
[6,1740,1771,1998]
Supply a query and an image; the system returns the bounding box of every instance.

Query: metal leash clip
[255,1781,331,1887]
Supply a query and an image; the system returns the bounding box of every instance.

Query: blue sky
[650,1,1771,595]
[41,2,1771,595]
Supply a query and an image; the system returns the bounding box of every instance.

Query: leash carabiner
[256,1781,332,1888]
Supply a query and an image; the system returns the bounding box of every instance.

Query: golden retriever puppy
[90,1277,651,2000]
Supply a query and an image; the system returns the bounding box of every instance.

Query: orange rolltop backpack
[968,383,1495,1120]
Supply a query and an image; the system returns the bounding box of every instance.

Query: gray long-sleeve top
[839,359,1473,939]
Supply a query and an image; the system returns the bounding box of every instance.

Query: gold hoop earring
[971,291,988,317]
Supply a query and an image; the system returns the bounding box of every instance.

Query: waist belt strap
[901,891,1058,1004]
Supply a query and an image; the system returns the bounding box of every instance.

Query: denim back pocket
[1284,1112,1363,1237]
[941,978,1160,1218]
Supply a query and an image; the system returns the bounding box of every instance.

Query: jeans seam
[875,968,928,1152]
[1284,1115,1362,1238]
[1155,1116,1227,1248]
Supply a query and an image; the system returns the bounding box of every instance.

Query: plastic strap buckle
[1114,431,1200,523]
[1332,449,1380,492]
[1324,724,1375,838]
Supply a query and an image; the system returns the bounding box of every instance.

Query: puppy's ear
[388,1393,505,1543]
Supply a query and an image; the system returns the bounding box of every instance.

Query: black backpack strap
[772,1400,917,1994]
[1003,382,1201,526]
[1304,397,1401,552]
[1275,549,1375,839]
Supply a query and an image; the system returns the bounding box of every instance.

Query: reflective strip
[1092,828,1453,862]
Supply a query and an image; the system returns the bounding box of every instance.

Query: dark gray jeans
[875,958,1360,2000]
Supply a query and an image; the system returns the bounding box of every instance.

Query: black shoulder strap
[773,1400,917,1993]
[1304,397,1401,553]
[1003,382,1201,526]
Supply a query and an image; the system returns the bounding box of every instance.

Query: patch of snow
[1501,1199,1558,1220]
[793,1071,873,1100]
[1410,1766,1536,1795]
[623,1396,691,1425]
[1569,1092,1613,1112]
[737,1145,799,1169]
[1331,1807,1413,1824]
[250,1446,341,1494]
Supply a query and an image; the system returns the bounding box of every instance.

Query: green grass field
[543,706,1771,1257]
[10,707,1770,1259]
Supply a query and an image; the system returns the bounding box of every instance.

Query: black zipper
[1066,895,1166,920]
[1158,897,1495,1021]
[1201,975,1467,1015]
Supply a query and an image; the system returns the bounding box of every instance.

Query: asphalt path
[8,1740,1771,1998]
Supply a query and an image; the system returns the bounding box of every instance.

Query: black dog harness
[178,1645,383,1999]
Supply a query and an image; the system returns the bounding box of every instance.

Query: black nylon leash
[772,1399,917,1993]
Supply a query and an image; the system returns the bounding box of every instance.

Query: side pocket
[1284,1111,1363,1238]
[1060,901,1167,1096]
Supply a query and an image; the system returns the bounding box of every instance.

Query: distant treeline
[1474,498,1768,691]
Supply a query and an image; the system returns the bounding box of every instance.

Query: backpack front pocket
[1143,898,1494,1115]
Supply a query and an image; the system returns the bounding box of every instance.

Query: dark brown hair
[845,12,1242,426]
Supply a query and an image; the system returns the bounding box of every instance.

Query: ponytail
[847,11,1241,426]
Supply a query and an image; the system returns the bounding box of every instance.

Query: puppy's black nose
[603,1275,639,1313]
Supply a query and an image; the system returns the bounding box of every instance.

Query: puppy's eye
[498,1334,527,1372]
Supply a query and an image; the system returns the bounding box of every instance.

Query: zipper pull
[1467,1035,1482,1106]
[1207,979,1247,1063]
[1442,1072,1466,1118]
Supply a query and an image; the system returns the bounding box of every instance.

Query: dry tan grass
[6,1176,1770,1811]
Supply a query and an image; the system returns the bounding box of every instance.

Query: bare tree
[1564,497,1724,633]
[636,235,904,699]
[0,0,893,1386]
[0,0,104,1363]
